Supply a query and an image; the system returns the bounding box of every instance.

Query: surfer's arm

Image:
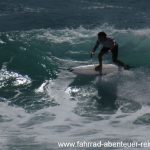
[92,40,100,52]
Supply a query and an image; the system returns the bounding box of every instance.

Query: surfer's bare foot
[95,65,102,71]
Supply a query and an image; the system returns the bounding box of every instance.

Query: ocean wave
[3,24,150,44]
[84,4,130,10]
[1,25,150,83]
[31,25,150,44]
[23,7,48,13]
[1,24,150,69]
[0,2,48,15]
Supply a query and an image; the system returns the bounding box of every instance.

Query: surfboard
[70,64,119,76]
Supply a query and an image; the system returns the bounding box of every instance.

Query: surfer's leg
[98,47,109,65]
[95,48,108,71]
[112,46,129,69]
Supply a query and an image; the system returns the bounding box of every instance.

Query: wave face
[0,1,150,150]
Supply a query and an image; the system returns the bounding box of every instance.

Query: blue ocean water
[0,0,150,150]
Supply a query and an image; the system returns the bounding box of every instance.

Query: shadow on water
[96,77,118,112]
[69,75,119,116]
[70,75,95,86]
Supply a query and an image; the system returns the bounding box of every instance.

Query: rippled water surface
[0,0,150,150]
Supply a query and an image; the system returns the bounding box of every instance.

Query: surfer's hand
[91,51,95,55]
[90,51,95,58]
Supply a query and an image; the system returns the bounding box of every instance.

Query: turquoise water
[0,1,150,150]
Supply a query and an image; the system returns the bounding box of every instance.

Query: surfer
[91,32,130,72]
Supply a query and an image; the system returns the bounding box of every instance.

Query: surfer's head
[98,32,107,41]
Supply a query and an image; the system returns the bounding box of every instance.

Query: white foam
[84,4,126,10]
[0,39,5,44]
[35,80,49,93]
[23,7,48,13]
[8,24,150,47]
[0,102,29,147]
[36,26,97,44]
[118,69,150,104]
[0,63,31,88]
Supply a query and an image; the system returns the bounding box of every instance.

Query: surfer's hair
[98,32,107,37]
